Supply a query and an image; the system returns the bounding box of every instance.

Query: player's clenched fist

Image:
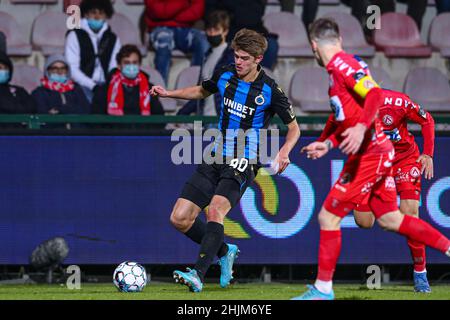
[301,141,330,160]
[150,85,169,97]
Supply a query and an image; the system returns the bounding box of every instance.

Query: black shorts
[180,160,259,209]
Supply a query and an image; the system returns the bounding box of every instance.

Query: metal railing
[0,114,448,130]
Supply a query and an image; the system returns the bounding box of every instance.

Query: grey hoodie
[44,54,71,79]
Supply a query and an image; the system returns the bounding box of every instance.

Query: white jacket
[65,18,121,90]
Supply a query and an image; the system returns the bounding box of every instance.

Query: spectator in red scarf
[32,54,90,115]
[92,44,164,116]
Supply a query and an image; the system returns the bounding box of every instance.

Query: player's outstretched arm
[150,85,211,100]
[301,140,332,160]
[406,104,435,180]
[275,120,300,174]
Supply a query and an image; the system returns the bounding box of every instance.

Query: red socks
[399,215,450,254]
[407,238,426,272]
[317,230,342,281]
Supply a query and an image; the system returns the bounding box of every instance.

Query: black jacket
[32,84,91,115]
[0,85,36,114]
[0,51,36,114]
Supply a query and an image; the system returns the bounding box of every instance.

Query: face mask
[49,73,68,84]
[0,70,10,84]
[121,64,139,79]
[87,19,105,32]
[207,34,223,47]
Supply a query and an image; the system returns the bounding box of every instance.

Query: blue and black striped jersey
[202,64,296,162]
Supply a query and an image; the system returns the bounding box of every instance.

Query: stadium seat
[141,65,177,112]
[0,11,32,56]
[289,66,329,113]
[174,66,201,107]
[428,12,450,58]
[373,13,432,58]
[368,66,394,90]
[109,13,147,56]
[10,64,42,94]
[403,67,450,112]
[322,12,375,57]
[11,0,57,3]
[262,67,276,81]
[31,11,67,56]
[263,12,313,57]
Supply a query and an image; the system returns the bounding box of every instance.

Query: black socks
[184,216,206,244]
[194,221,224,281]
[184,217,229,257]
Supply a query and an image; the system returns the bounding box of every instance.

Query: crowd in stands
[0,0,449,118]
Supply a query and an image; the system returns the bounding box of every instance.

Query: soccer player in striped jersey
[150,28,300,292]
[294,18,450,300]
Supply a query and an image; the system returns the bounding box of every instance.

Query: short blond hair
[231,28,268,58]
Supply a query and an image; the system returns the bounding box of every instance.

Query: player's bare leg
[355,198,431,292]
[170,198,202,233]
[170,197,230,254]
[367,196,450,259]
[354,210,375,229]
[191,195,234,285]
[173,195,239,292]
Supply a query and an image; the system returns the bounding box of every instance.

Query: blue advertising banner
[0,136,449,265]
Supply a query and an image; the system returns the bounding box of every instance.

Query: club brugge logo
[383,115,393,126]
[255,94,265,106]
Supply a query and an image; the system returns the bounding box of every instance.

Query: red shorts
[392,155,422,201]
[324,150,398,218]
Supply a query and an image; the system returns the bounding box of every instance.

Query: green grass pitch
[0,282,449,300]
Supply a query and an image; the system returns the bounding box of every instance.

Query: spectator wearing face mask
[177,10,234,116]
[65,0,121,103]
[205,0,279,70]
[0,51,36,114]
[32,54,90,115]
[92,44,164,116]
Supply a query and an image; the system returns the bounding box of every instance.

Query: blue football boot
[173,268,203,293]
[413,271,431,293]
[218,244,240,288]
[291,285,335,300]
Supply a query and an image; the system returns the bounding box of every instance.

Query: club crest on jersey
[383,115,393,126]
[410,167,420,178]
[255,94,265,106]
